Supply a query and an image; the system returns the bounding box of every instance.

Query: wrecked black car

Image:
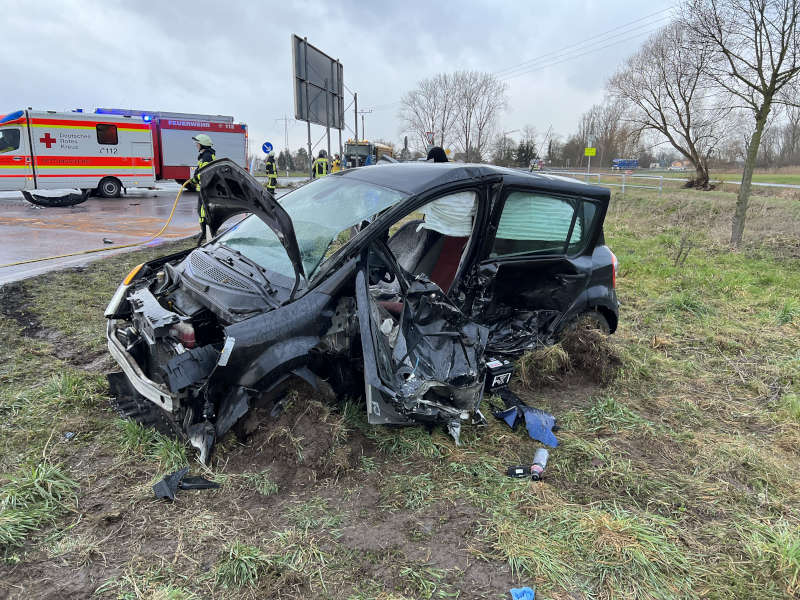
[105,159,618,461]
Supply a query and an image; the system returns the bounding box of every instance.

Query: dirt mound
[560,321,622,386]
[517,321,622,388]
[223,381,374,490]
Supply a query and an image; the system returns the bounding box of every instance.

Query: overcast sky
[4,0,676,157]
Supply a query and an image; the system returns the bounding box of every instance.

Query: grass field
[1,187,799,598]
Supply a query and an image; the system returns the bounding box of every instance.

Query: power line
[496,17,673,80]
[493,7,675,78]
[499,25,667,81]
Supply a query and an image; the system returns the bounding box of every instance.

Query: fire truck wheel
[97,177,122,198]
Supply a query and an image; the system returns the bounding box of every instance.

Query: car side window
[0,128,21,154]
[491,192,579,258]
[96,124,118,145]
[567,200,598,254]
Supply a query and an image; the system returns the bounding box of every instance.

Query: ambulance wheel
[97,177,122,198]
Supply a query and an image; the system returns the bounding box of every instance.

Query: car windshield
[346,144,370,157]
[217,176,408,281]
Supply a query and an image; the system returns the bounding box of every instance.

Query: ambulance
[0,108,248,197]
[0,109,156,197]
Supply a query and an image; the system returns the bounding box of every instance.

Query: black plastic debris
[153,467,220,501]
[103,238,114,244]
[22,189,90,208]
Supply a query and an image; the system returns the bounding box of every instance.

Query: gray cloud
[2,0,675,157]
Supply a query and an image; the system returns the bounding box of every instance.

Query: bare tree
[609,22,732,187]
[398,73,458,151]
[399,71,506,160]
[684,0,800,246]
[581,99,640,167]
[471,73,509,161]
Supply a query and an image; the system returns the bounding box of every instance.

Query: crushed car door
[354,240,488,431]
[469,189,605,354]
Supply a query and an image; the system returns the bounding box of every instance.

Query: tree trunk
[731,109,769,248]
[693,163,709,188]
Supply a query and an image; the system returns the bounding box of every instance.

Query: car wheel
[563,310,611,335]
[97,177,122,198]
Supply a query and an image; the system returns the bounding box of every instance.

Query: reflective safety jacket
[312,157,329,178]
[265,159,278,191]
[331,158,342,173]
[195,146,215,222]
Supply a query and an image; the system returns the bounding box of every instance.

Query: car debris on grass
[104,159,619,462]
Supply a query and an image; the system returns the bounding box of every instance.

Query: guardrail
[542,170,664,195]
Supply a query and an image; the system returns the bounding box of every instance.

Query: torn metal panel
[356,244,488,426]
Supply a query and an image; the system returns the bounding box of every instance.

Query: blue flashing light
[0,110,24,124]
[142,115,152,122]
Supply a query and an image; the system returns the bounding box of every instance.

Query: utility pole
[353,92,358,142]
[275,115,293,176]
[358,108,373,141]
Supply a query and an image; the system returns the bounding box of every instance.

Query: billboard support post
[325,77,331,161]
[337,60,343,159]
[303,37,312,175]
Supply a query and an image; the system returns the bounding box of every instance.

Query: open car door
[354,241,488,439]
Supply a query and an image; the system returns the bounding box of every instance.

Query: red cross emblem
[40,133,56,148]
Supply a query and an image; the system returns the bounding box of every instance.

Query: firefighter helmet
[319,150,327,158]
[192,134,213,147]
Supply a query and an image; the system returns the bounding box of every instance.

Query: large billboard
[292,35,344,130]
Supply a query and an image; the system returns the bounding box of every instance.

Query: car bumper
[106,319,176,412]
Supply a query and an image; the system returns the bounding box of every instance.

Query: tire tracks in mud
[0,280,112,373]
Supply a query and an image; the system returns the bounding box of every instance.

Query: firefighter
[331,153,342,173]
[426,146,448,163]
[312,150,329,178]
[191,134,215,243]
[264,151,278,194]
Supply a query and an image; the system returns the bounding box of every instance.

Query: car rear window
[491,192,598,257]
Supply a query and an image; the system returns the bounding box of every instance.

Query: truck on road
[343,139,393,168]
[0,108,247,197]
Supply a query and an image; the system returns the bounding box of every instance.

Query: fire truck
[0,108,247,197]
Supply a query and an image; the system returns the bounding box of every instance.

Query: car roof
[333,162,610,202]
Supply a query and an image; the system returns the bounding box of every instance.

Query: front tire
[97,177,122,198]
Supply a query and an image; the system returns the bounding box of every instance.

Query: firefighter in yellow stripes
[264,151,278,195]
[192,134,215,243]
[312,150,329,178]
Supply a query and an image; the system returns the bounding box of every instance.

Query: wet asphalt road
[0,180,297,285]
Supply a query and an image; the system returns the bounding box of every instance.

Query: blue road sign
[262,142,273,154]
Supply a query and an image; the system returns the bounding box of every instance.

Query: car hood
[197,159,305,282]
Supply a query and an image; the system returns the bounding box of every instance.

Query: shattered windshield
[217,176,408,280]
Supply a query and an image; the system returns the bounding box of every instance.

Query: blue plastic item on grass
[510,586,535,600]
[493,406,558,447]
